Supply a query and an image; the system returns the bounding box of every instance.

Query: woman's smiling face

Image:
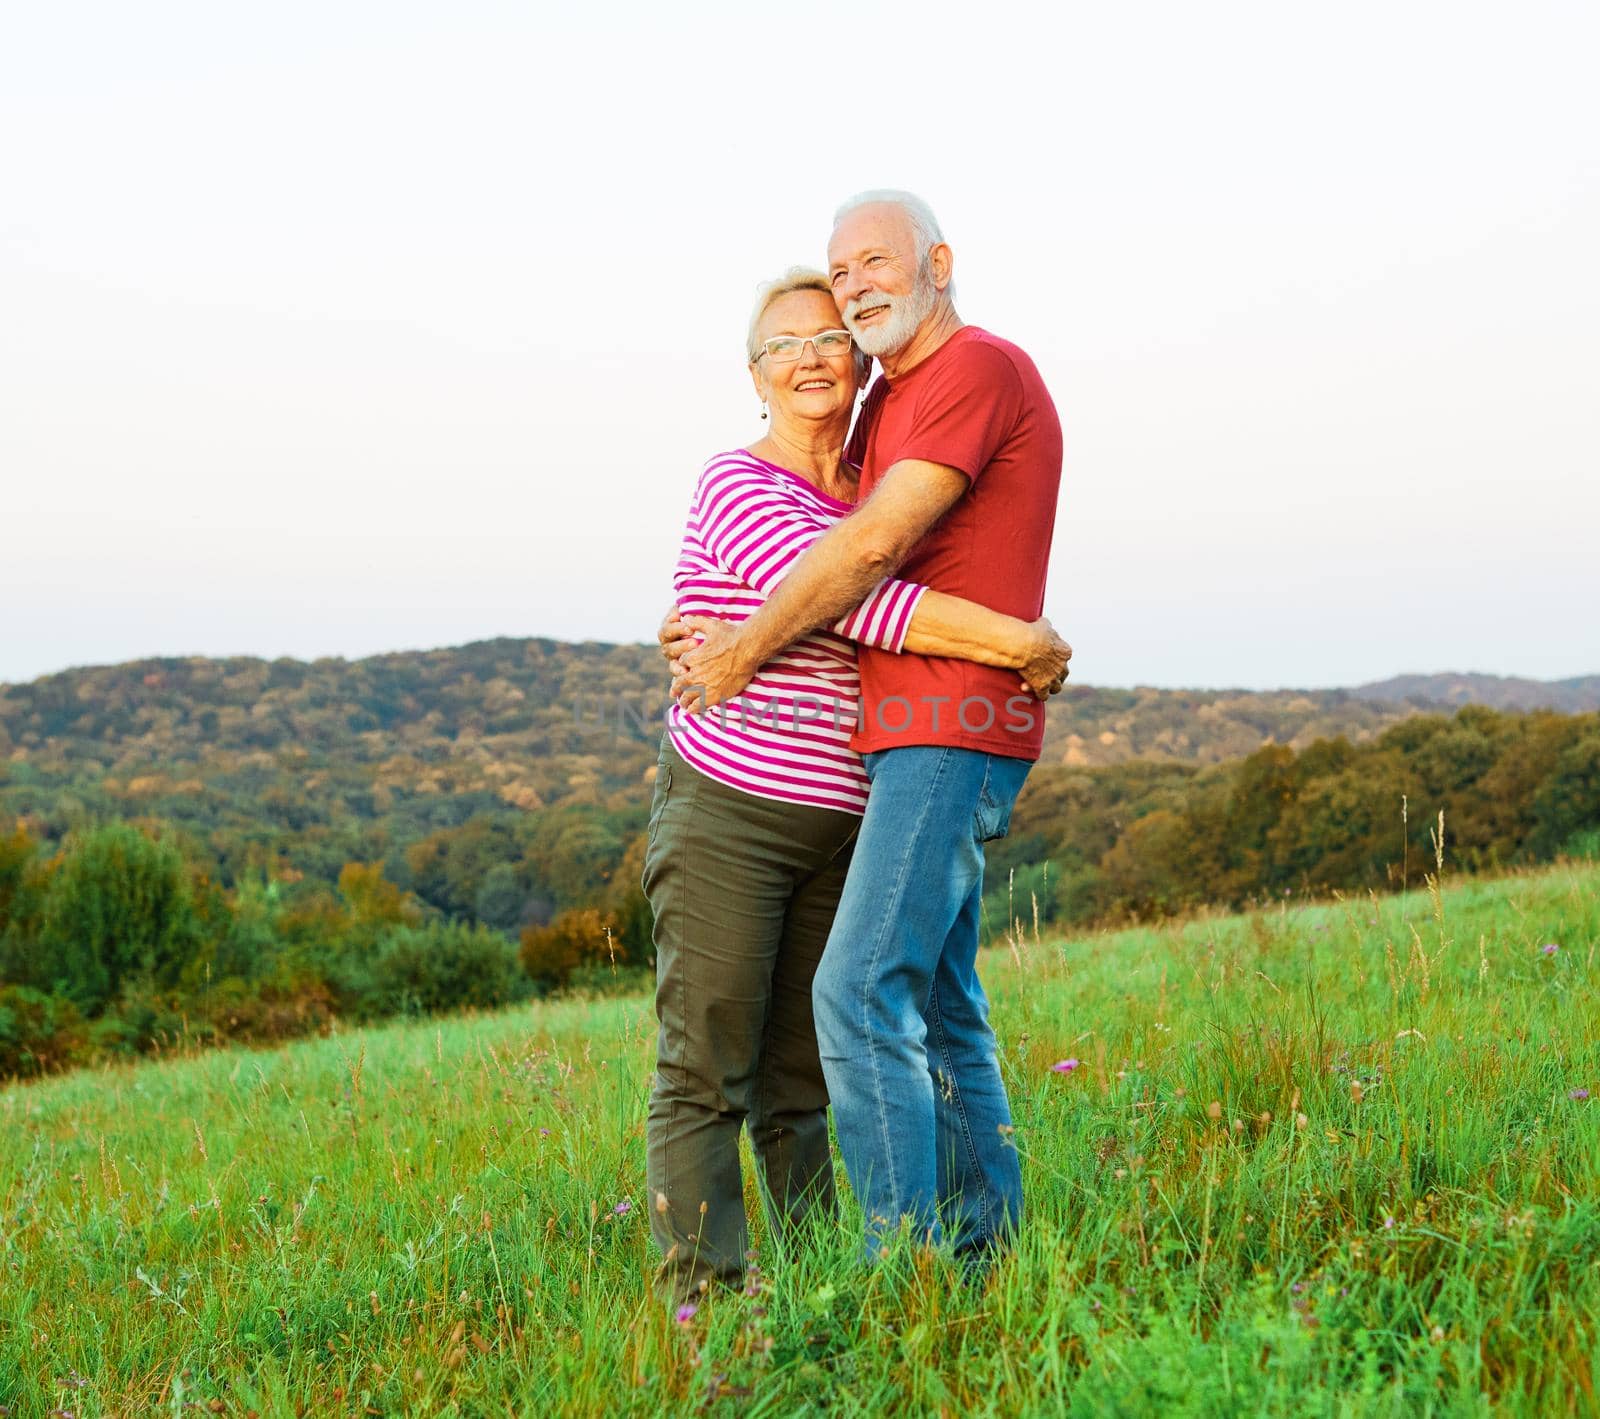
[749,288,862,427]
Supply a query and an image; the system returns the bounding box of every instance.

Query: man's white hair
[832,189,954,301]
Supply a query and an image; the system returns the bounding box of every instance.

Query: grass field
[3,863,1598,1416]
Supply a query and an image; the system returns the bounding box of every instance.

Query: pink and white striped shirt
[666,450,928,815]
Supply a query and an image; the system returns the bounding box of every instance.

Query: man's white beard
[844,264,939,358]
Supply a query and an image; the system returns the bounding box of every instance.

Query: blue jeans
[812,745,1031,1258]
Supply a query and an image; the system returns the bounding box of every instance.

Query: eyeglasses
[755,329,853,363]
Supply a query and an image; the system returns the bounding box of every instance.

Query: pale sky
[3,0,1597,690]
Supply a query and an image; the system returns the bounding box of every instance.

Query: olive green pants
[641,734,858,1301]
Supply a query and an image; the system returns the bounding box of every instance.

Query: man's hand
[669,615,759,713]
[1017,618,1072,699]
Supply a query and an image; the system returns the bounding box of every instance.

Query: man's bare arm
[675,459,969,707]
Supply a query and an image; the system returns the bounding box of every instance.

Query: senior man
[669,189,1064,1263]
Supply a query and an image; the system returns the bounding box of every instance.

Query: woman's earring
[759,401,768,420]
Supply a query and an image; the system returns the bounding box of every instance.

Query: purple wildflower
[1570,1088,1591,1101]
[539,1128,551,1137]
[613,1199,632,1216]
[1052,1059,1080,1073]
[675,1303,698,1325]
[1542,943,1560,956]
[1382,1215,1395,1231]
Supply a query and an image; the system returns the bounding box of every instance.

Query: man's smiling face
[827,203,938,359]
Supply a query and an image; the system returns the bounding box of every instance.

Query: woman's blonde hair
[745,267,868,379]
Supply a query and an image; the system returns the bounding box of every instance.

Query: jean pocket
[973,756,1030,843]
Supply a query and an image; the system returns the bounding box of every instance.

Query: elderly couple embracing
[643,190,1068,1303]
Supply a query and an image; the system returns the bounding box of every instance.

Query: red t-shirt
[846,326,1063,761]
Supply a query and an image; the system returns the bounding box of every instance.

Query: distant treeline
[986,705,1600,933]
[1,705,1596,1080]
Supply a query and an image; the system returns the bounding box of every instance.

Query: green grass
[3,863,1598,1416]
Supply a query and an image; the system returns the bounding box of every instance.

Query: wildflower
[613,1200,632,1216]
[1382,1215,1395,1230]
[1570,1088,1591,1101]
[1207,1100,1222,1120]
[539,1128,551,1137]
[1541,943,1559,956]
[1052,1058,1080,1073]
[675,1303,698,1325]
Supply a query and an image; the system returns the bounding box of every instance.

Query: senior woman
[643,268,1069,1302]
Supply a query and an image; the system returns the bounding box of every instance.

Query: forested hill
[1352,672,1600,714]
[2,641,1595,1066]
[8,641,1592,817]
[1,643,1594,881]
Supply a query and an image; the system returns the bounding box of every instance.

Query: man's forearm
[736,517,899,668]
[902,590,1034,667]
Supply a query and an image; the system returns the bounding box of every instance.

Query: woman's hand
[1017,617,1072,699]
[669,615,758,713]
[658,602,700,665]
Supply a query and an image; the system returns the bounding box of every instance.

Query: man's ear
[928,242,954,293]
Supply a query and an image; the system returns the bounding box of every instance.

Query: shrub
[35,824,202,1013]
[0,986,87,1078]
[210,877,286,983]
[201,973,337,1043]
[88,987,192,1060]
[361,921,532,1018]
[1531,731,1600,857]
[0,826,51,986]
[520,908,618,990]
[0,825,43,937]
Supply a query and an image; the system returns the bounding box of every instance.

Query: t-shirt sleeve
[830,578,928,652]
[895,341,1025,483]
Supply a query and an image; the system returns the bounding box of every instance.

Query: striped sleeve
[830,579,928,653]
[693,459,927,652]
[693,461,816,595]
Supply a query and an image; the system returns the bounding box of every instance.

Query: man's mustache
[844,293,893,324]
